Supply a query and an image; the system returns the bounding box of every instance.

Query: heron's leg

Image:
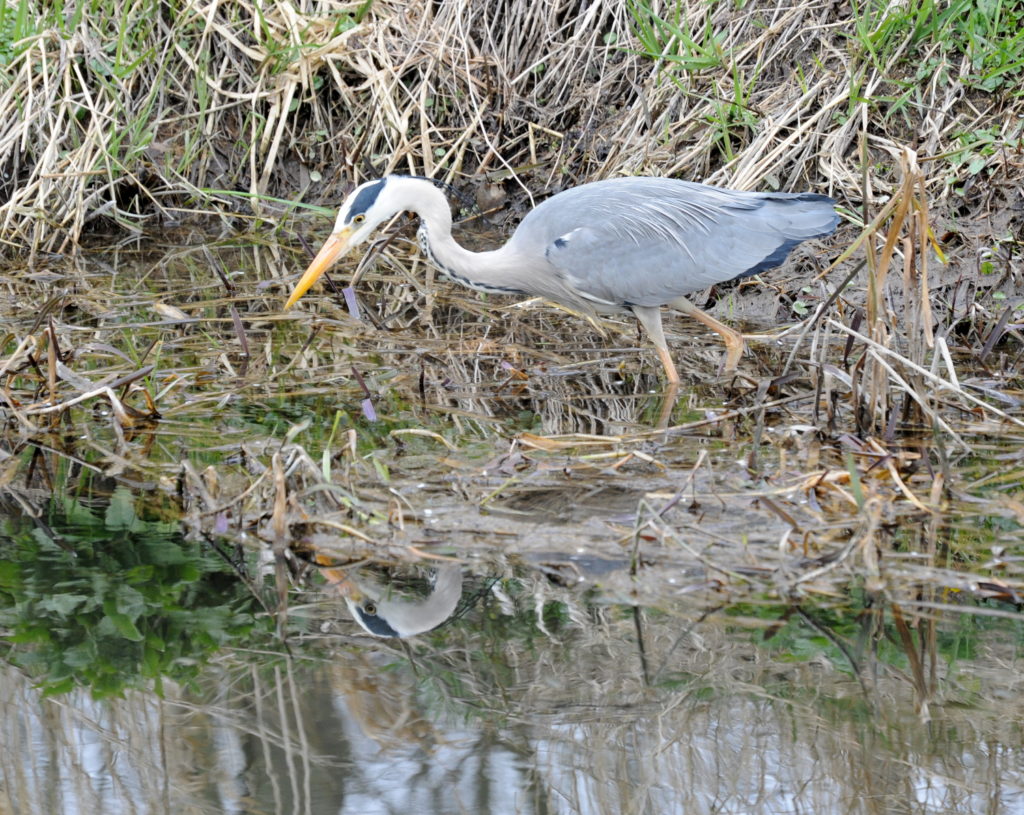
[655,382,680,429]
[632,305,680,384]
[668,296,745,373]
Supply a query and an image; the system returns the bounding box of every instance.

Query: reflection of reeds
[3,604,1022,813]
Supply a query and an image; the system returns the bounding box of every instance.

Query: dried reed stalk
[2,0,1018,262]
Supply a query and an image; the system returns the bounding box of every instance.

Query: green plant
[0,488,271,697]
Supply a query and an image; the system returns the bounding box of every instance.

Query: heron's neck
[408,182,529,296]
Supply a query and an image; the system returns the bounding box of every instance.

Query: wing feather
[509,177,836,308]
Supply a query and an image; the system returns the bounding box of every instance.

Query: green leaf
[103,611,144,642]
[37,594,89,616]
[64,641,98,669]
[114,585,147,621]
[105,487,139,530]
[40,678,75,698]
[0,561,21,586]
[8,626,52,644]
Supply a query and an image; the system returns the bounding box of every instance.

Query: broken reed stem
[848,146,950,436]
[826,318,1024,432]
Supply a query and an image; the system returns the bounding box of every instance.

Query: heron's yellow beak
[284,226,354,309]
[319,564,364,601]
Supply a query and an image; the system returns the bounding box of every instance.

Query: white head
[331,562,464,638]
[284,175,448,309]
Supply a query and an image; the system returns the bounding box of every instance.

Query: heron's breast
[566,280,630,315]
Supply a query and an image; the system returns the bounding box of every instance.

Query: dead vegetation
[2,0,1021,245]
[1,0,1023,710]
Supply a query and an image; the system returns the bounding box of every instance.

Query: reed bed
[1,0,1023,708]
[2,0,1021,245]
[3,0,1020,412]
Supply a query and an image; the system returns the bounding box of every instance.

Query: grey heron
[285,175,838,382]
[321,560,464,638]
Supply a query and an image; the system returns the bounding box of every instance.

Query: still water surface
[2,590,1022,814]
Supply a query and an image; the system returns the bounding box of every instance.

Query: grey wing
[510,177,837,308]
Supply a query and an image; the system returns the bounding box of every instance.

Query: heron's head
[285,175,442,309]
[328,562,464,639]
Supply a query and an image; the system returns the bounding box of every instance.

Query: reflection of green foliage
[724,596,1022,679]
[0,487,271,698]
[407,583,591,718]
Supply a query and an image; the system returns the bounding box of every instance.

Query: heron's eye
[362,601,377,616]
[352,214,366,225]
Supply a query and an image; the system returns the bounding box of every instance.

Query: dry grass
[2,0,1021,242]
[3,0,1020,415]
[1,1,1023,713]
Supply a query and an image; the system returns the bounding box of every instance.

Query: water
[2,589,1022,813]
[1,238,1022,813]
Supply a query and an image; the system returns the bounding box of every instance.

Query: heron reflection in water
[285,175,838,381]
[321,560,464,638]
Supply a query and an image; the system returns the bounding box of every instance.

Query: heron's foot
[719,333,746,373]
